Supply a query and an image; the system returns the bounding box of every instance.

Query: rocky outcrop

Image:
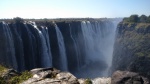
[22,68,79,84]
[2,67,150,84]
[22,68,113,84]
[1,69,21,80]
[112,22,150,78]
[111,71,149,84]
[92,77,111,84]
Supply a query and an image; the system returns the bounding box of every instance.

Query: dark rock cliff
[112,22,150,78]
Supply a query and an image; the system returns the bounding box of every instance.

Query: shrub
[13,17,24,23]
[10,71,32,84]
[123,14,150,23]
[84,78,92,84]
[129,15,139,22]
[0,66,32,84]
[0,65,7,76]
[139,15,147,23]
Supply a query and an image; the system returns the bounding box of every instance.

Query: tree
[139,15,147,23]
[123,17,130,22]
[148,15,150,23]
[13,17,23,23]
[129,15,139,22]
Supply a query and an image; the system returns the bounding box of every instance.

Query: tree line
[123,14,150,23]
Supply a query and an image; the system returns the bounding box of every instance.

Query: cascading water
[32,23,52,67]
[0,19,121,78]
[0,22,18,70]
[54,23,68,71]
[69,24,80,70]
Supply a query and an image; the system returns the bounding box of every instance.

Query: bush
[0,65,7,76]
[139,15,147,23]
[148,16,150,23]
[10,71,32,84]
[123,14,150,23]
[0,66,32,84]
[84,78,92,84]
[13,17,24,23]
[129,15,139,22]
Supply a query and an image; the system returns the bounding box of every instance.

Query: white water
[32,23,52,67]
[55,23,68,71]
[73,21,117,77]
[2,22,18,70]
[69,24,80,70]
[0,20,121,78]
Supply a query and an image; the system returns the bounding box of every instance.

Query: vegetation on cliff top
[0,65,32,84]
[115,17,150,78]
[123,14,150,23]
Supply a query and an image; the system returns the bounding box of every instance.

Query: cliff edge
[112,15,150,78]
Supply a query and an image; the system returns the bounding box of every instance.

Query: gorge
[0,18,121,78]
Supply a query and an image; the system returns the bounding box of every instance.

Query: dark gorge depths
[0,19,121,78]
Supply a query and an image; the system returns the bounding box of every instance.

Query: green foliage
[0,68,32,84]
[10,71,32,84]
[129,15,139,22]
[123,14,150,23]
[148,16,150,23]
[135,52,145,57]
[0,65,7,76]
[0,77,6,84]
[13,17,24,23]
[84,78,92,84]
[0,65,7,84]
[139,15,147,23]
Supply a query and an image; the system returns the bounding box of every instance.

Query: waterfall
[54,23,68,71]
[70,20,118,77]
[11,24,25,71]
[0,19,121,78]
[32,23,52,67]
[1,22,18,70]
[69,24,80,70]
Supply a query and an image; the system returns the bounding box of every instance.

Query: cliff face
[0,19,119,78]
[112,22,150,77]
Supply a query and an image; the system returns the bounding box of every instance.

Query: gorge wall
[112,22,150,78]
[0,19,120,78]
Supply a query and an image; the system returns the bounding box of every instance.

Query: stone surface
[2,69,21,79]
[56,72,79,84]
[111,70,149,84]
[92,77,111,84]
[78,79,86,84]
[22,68,79,84]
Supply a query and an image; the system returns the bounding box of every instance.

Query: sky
[0,0,150,19]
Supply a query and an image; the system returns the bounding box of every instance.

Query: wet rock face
[112,22,150,78]
[111,71,149,84]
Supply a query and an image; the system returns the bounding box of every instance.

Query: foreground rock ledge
[111,70,149,84]
[2,68,147,84]
[22,69,150,84]
[21,68,112,84]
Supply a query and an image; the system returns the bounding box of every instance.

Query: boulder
[56,72,79,84]
[78,78,86,84]
[31,68,60,79]
[22,68,79,84]
[2,69,21,79]
[111,70,149,84]
[30,68,60,75]
[92,77,111,84]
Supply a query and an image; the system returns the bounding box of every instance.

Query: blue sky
[0,0,150,18]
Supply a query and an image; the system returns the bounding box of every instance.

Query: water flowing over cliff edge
[0,18,121,78]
